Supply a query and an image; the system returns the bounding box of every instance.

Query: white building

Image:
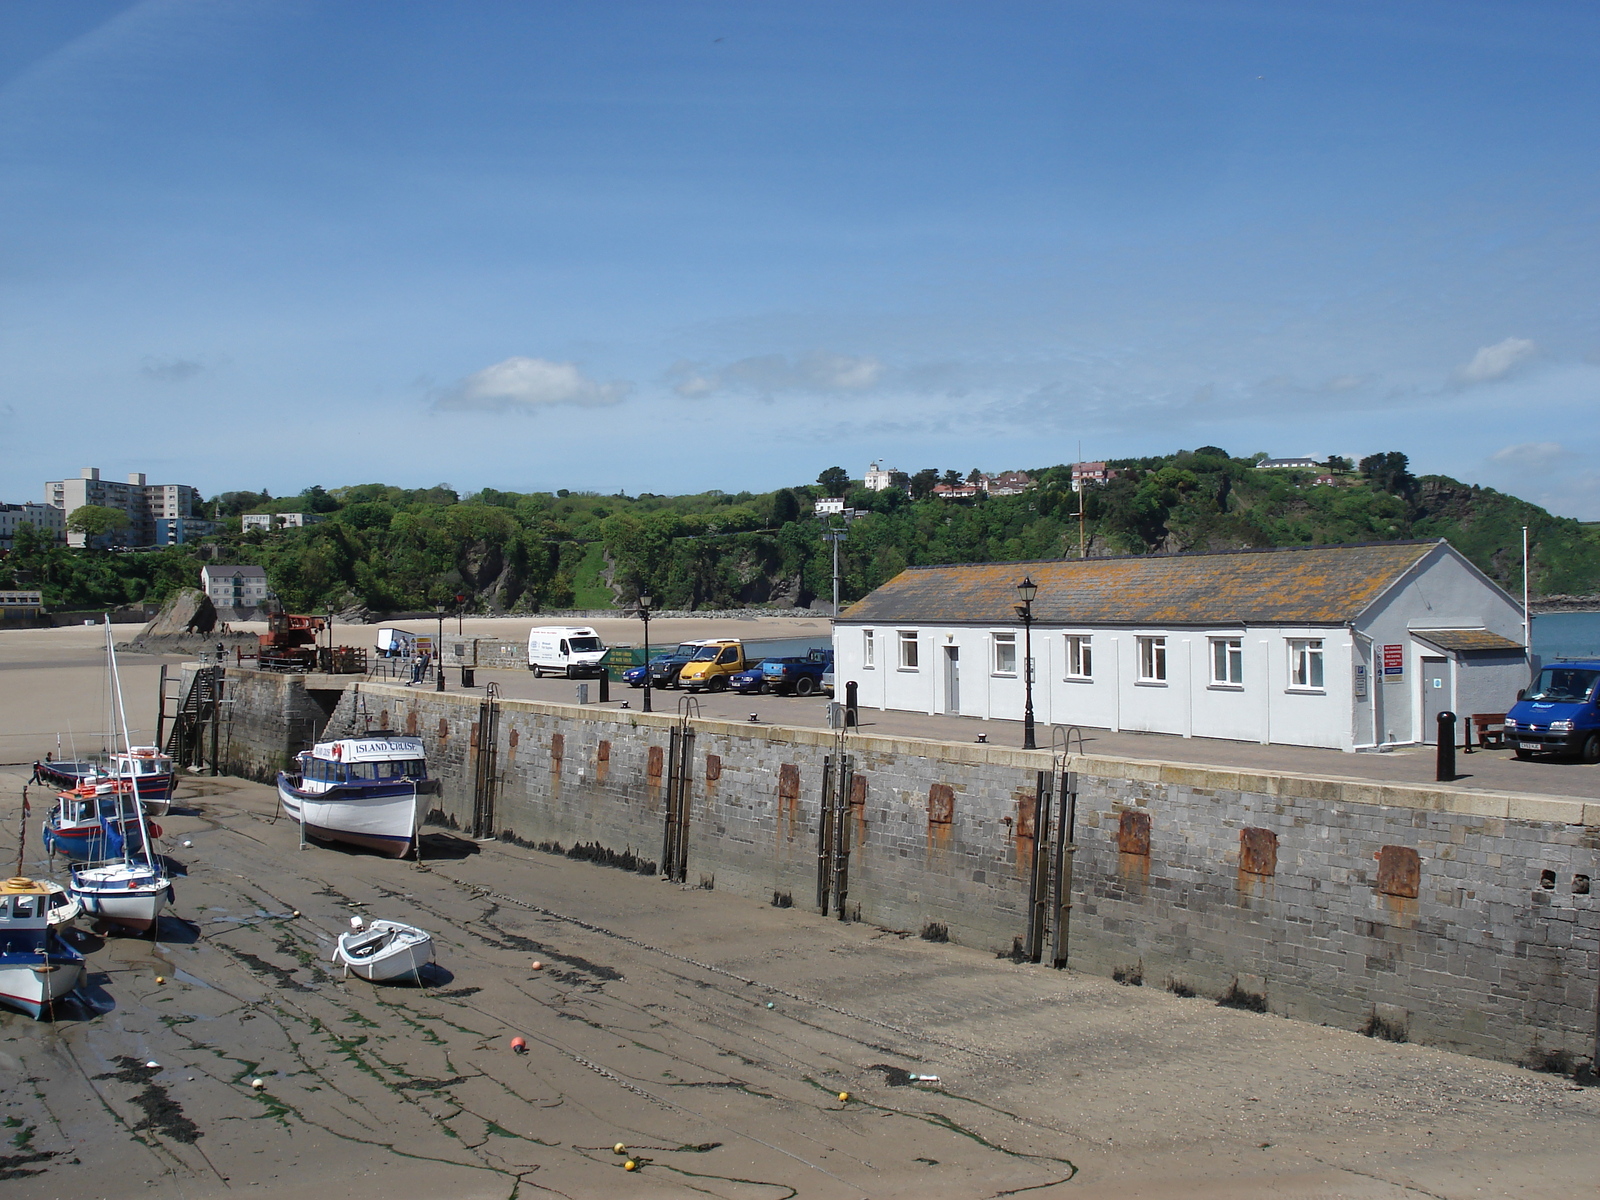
[1070,462,1117,491]
[863,462,899,491]
[202,564,270,613]
[1256,456,1323,470]
[44,468,199,548]
[242,512,327,531]
[0,503,66,549]
[832,540,1527,751]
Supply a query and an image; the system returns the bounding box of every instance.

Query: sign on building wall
[1382,644,1405,683]
[1353,663,1368,698]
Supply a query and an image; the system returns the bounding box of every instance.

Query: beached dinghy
[333,918,434,982]
[0,876,86,1019]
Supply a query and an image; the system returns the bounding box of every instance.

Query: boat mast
[104,620,157,870]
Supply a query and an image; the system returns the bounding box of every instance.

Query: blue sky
[2,1,1598,514]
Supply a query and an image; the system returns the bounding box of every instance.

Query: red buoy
[510,1036,527,1053]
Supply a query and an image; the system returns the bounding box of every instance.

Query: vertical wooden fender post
[1051,769,1077,969]
[470,682,500,839]
[662,713,695,883]
[816,730,854,918]
[1024,768,1054,963]
[1025,728,1082,969]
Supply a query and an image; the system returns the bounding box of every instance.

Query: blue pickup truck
[758,648,833,697]
[1503,660,1600,762]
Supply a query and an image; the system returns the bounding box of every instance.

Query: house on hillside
[1255,456,1323,470]
[202,564,271,620]
[831,540,1527,751]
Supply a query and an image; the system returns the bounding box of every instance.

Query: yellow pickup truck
[676,637,831,693]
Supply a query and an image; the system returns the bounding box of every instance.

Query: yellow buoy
[155,976,166,984]
[624,1160,638,1171]
[838,1091,850,1102]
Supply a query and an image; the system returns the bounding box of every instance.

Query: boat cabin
[294,734,427,792]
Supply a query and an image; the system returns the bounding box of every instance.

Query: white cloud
[1455,337,1538,385]
[434,357,630,412]
[1491,441,1572,472]
[670,351,885,398]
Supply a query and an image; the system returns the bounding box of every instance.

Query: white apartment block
[0,503,66,549]
[45,468,200,548]
[241,512,327,531]
[201,564,271,610]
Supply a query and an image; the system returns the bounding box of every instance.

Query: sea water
[1532,611,1600,660]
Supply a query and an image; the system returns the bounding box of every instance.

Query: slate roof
[838,541,1447,627]
[1412,629,1524,653]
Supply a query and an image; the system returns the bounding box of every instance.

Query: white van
[527,626,607,678]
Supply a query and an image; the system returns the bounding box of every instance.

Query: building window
[1210,638,1243,686]
[1289,638,1325,690]
[1137,636,1167,682]
[1065,634,1092,680]
[863,629,875,668]
[898,630,919,670]
[992,632,1017,675]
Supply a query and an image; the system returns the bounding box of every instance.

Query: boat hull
[277,777,418,858]
[0,946,86,1018]
[38,761,176,801]
[70,866,173,934]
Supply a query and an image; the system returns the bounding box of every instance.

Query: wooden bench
[1470,713,1506,749]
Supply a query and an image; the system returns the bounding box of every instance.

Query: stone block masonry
[303,679,1599,1066]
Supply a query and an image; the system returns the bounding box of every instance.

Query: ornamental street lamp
[638,594,654,713]
[435,605,447,692]
[1014,576,1038,750]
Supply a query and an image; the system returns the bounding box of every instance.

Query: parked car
[1504,661,1600,761]
[760,648,833,697]
[677,637,831,694]
[624,642,704,689]
[729,661,772,694]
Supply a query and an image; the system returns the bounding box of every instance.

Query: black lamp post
[1014,576,1037,750]
[639,594,653,713]
[434,605,446,692]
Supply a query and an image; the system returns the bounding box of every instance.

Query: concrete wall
[217,667,365,781]
[290,680,1600,1066]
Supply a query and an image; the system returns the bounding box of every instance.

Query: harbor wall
[236,670,1600,1066]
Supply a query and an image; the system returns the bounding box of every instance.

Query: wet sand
[2,764,1599,1199]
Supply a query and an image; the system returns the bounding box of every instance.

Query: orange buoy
[510,1036,527,1053]
[531,960,542,970]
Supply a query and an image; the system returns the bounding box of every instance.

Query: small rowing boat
[332,918,434,982]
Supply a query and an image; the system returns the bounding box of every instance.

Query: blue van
[1503,661,1600,762]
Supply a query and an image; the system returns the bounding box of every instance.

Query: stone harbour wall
[291,678,1600,1066]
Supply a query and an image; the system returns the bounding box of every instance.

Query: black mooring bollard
[598,670,610,703]
[844,679,859,728]
[1436,711,1457,782]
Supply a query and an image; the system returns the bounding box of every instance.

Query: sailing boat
[68,622,174,936]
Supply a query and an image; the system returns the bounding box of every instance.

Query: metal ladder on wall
[470,682,500,840]
[345,691,374,736]
[1023,725,1082,968]
[162,664,226,773]
[816,725,855,919]
[661,697,699,883]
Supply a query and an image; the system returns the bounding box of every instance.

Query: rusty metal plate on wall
[550,732,564,762]
[778,762,801,801]
[1240,827,1278,876]
[849,775,867,807]
[1376,845,1421,898]
[704,753,722,781]
[928,783,955,825]
[1117,809,1150,856]
[646,744,664,780]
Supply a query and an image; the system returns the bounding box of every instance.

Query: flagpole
[1522,525,1531,663]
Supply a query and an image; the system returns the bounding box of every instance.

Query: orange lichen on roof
[1413,629,1523,652]
[839,542,1441,627]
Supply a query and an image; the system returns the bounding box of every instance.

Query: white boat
[277,733,431,858]
[333,918,434,982]
[70,860,172,935]
[66,622,175,937]
[0,876,86,1019]
[110,748,175,815]
[41,881,81,929]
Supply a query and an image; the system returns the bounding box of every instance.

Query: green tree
[909,469,939,500]
[65,505,130,543]
[816,466,850,498]
[1359,452,1417,498]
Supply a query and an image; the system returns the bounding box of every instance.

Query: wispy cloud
[433,357,630,413]
[1491,441,1572,472]
[1455,337,1539,385]
[140,357,203,382]
[669,351,884,398]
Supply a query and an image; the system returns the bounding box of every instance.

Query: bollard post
[1436,711,1457,782]
[844,680,859,728]
[598,670,610,703]
[576,683,590,706]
